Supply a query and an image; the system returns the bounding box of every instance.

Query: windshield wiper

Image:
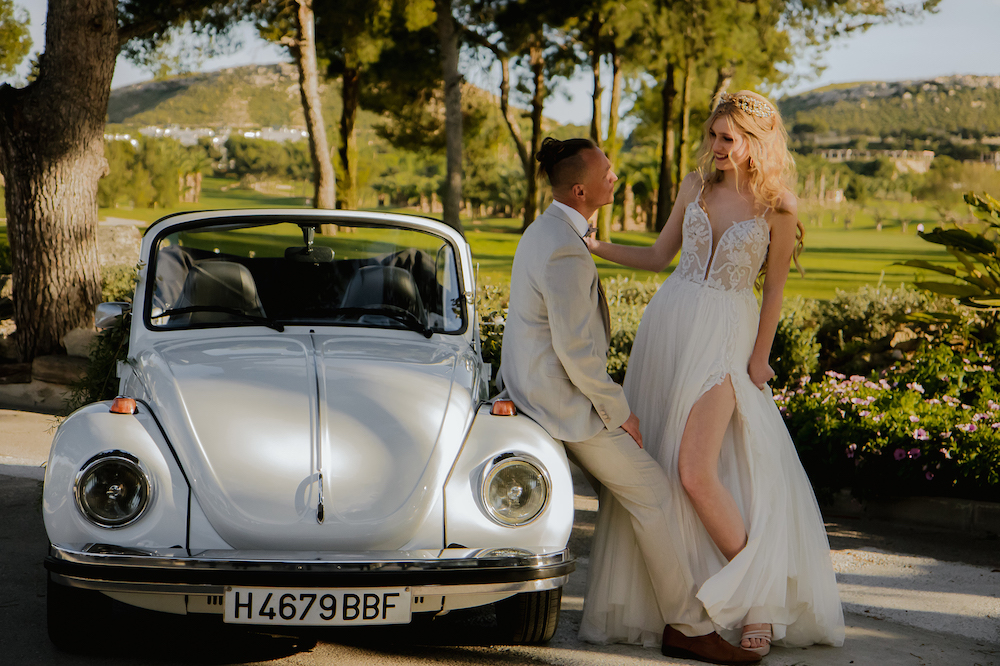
[331,306,433,338]
[152,306,285,332]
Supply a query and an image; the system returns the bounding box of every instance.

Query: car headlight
[480,453,549,527]
[75,451,151,528]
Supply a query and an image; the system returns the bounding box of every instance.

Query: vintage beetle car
[43,210,575,650]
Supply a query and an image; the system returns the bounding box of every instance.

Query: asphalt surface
[2,409,999,665]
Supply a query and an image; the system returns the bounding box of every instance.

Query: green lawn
[1,178,958,303]
[464,201,954,301]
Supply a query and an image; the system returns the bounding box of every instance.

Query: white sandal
[740,623,772,657]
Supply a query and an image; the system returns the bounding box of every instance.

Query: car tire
[495,587,562,644]
[47,574,114,653]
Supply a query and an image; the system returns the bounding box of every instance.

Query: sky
[6,0,1000,127]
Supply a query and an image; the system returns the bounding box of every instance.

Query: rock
[31,355,89,385]
[0,362,32,384]
[97,224,142,267]
[61,327,98,358]
[0,274,11,299]
[890,327,918,348]
[0,378,72,413]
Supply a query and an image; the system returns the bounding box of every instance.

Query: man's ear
[571,183,586,200]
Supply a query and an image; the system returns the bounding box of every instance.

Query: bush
[64,312,130,414]
[776,346,1000,503]
[770,295,820,388]
[64,265,138,414]
[101,264,138,303]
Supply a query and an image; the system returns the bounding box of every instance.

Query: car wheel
[47,574,114,653]
[495,587,562,644]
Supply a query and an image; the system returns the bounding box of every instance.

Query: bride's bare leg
[677,375,747,561]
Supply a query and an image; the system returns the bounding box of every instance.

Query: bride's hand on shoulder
[748,356,775,390]
[583,227,600,253]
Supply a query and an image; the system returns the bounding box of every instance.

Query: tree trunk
[588,13,602,150]
[523,40,545,231]
[293,0,335,210]
[656,62,675,231]
[596,44,623,242]
[497,53,534,229]
[0,0,114,362]
[434,0,463,232]
[711,62,735,109]
[498,55,530,171]
[338,64,360,210]
[676,56,695,187]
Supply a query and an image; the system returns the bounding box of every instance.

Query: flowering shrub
[776,343,1000,502]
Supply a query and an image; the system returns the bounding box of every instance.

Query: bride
[580,91,845,659]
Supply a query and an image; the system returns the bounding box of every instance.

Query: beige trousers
[565,426,715,636]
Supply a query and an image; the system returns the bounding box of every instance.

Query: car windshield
[146,219,465,334]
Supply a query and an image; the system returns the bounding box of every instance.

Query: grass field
[464,201,954,301]
[1,177,959,303]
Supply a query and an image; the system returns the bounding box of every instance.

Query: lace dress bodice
[674,198,770,292]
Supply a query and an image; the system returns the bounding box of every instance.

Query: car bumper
[46,544,575,597]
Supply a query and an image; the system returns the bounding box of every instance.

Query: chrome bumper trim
[46,544,574,596]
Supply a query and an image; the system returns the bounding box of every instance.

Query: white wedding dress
[579,194,846,648]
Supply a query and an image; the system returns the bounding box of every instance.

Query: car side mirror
[95,302,132,331]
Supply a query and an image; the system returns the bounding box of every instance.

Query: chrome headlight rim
[74,450,152,529]
[479,452,550,528]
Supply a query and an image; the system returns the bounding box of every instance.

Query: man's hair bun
[536,137,596,186]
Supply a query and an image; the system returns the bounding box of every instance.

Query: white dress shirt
[551,200,591,238]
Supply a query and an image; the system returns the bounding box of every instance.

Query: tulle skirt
[579,277,845,648]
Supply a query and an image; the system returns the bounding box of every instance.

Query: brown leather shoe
[661,625,762,664]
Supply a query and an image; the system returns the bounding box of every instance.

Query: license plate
[223,586,411,626]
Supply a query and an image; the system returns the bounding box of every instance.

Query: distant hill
[107,63,349,129]
[779,75,1000,138]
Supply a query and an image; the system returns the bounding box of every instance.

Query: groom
[496,137,760,665]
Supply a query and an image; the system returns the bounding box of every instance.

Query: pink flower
[940,448,953,459]
[850,375,865,383]
[985,366,994,372]
[906,382,925,393]
[846,443,857,459]
[913,428,929,441]
[908,448,922,459]
[958,423,978,433]
[859,410,870,417]
[909,415,920,423]
[894,448,907,461]
[926,472,935,481]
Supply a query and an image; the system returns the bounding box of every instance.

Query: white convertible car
[43,210,575,651]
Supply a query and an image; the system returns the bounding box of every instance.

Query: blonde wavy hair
[696,90,804,282]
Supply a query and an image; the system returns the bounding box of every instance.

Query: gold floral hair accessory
[719,92,773,118]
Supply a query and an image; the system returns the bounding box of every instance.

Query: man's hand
[621,411,643,448]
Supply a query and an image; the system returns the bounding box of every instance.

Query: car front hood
[137,333,477,550]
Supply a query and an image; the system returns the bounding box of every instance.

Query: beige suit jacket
[498,204,631,442]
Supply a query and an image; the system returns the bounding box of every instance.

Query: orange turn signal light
[490,399,517,416]
[109,396,137,415]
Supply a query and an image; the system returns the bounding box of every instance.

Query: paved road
[1,409,999,664]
